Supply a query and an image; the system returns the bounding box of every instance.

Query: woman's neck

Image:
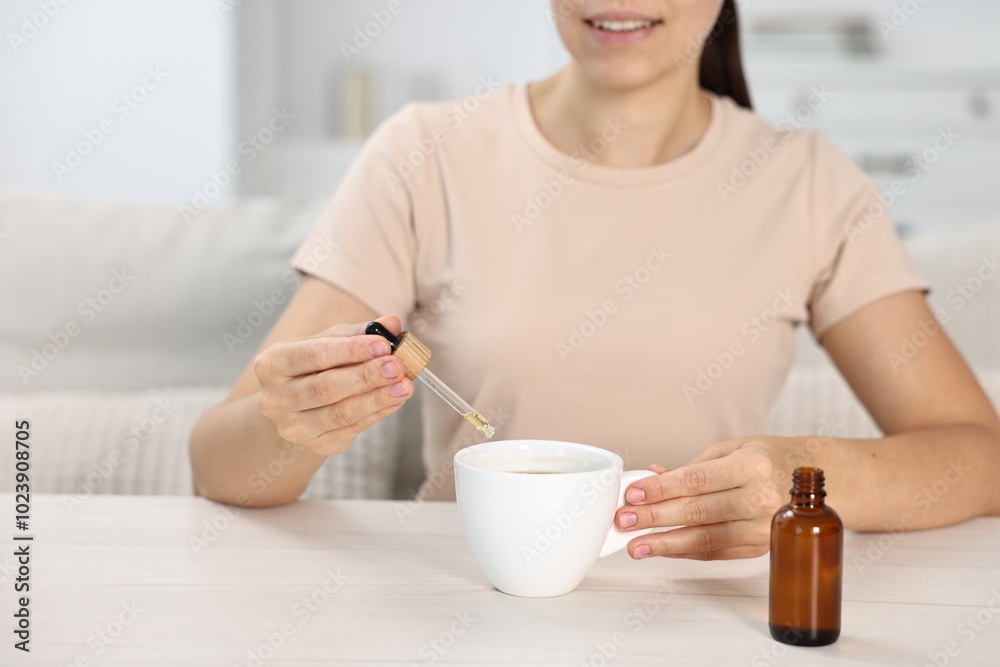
[528,65,712,169]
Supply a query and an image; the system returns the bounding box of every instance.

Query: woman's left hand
[616,437,797,561]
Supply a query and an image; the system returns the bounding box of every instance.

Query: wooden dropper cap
[365,322,431,380]
[392,331,431,379]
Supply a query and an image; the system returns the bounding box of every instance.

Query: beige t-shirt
[292,84,927,500]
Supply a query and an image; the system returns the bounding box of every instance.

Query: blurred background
[1,0,998,501]
[3,0,999,227]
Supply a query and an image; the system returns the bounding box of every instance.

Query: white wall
[0,0,235,202]
[233,0,569,197]
[251,0,568,140]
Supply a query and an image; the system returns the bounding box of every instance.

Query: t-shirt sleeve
[806,133,930,339]
[290,105,422,319]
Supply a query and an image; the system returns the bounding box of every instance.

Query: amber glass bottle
[769,467,843,646]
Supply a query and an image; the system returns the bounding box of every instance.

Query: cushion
[0,189,324,392]
[770,366,1000,438]
[906,224,1000,371]
[0,386,401,501]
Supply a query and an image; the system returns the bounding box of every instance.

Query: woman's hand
[615,437,797,561]
[253,315,413,456]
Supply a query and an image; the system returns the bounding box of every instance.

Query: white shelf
[746,61,1000,91]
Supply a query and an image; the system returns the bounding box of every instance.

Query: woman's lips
[584,18,663,47]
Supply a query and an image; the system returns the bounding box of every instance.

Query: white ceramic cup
[453,439,657,597]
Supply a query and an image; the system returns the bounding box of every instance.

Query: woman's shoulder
[349,83,518,193]
[717,93,869,186]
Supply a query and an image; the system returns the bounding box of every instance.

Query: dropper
[365,322,495,438]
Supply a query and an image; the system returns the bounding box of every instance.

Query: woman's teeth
[589,19,655,32]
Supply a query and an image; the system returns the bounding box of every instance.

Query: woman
[190,0,1000,561]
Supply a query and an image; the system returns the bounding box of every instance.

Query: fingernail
[618,512,637,529]
[390,382,408,398]
[369,341,390,357]
[381,360,399,379]
[633,544,652,559]
[626,488,645,504]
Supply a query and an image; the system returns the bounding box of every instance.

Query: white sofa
[1,189,997,499]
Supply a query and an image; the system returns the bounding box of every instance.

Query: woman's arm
[810,289,1000,526]
[614,291,1000,560]
[189,277,413,507]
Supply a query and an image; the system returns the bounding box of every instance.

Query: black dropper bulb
[365,321,400,351]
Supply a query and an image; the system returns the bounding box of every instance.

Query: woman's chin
[582,61,682,92]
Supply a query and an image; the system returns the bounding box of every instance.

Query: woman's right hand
[252,315,413,456]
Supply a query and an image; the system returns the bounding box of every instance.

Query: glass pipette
[365,322,495,438]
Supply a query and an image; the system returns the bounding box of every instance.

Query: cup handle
[599,469,659,558]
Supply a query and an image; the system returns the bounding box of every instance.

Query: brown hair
[699,0,752,109]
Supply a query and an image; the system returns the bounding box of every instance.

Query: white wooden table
[3,494,999,666]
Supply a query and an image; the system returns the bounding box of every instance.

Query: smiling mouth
[584,18,663,32]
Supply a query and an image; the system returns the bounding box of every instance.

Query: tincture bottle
[769,466,843,646]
